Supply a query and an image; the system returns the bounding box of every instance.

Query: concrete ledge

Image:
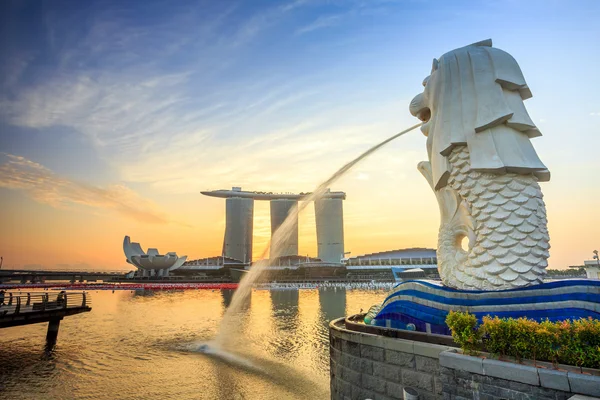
[483,358,540,386]
[568,372,600,397]
[539,368,570,392]
[384,337,414,354]
[330,317,451,360]
[358,331,385,349]
[344,315,456,347]
[413,341,451,358]
[439,350,483,375]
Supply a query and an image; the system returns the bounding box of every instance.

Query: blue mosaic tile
[373,280,600,334]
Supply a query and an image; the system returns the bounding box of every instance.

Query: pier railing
[0,292,91,316]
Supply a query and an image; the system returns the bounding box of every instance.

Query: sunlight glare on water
[0,288,388,399]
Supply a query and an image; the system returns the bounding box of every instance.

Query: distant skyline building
[202,187,346,263]
[583,260,600,280]
[270,199,298,259]
[344,248,437,269]
[315,198,345,263]
[223,197,254,263]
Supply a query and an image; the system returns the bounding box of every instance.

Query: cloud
[590,112,600,116]
[294,1,397,36]
[296,14,343,35]
[0,72,195,150]
[1,52,35,88]
[0,1,420,198]
[0,153,177,225]
[230,0,310,46]
[0,55,414,199]
[0,47,405,194]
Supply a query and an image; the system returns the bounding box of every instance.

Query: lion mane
[411,39,549,191]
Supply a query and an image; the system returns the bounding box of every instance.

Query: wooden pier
[0,291,91,345]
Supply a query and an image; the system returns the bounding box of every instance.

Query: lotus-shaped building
[123,236,187,277]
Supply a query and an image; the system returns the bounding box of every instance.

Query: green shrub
[534,320,558,365]
[557,317,600,368]
[445,312,600,369]
[446,311,481,355]
[480,316,538,362]
[480,315,511,358]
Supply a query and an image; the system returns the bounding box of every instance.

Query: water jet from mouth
[211,122,422,350]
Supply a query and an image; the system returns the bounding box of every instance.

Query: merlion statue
[410,39,550,290]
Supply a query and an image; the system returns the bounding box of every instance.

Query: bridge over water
[0,291,91,346]
[0,269,127,283]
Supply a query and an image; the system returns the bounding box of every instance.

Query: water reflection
[269,289,300,358]
[270,289,299,318]
[319,287,347,325]
[132,289,156,297]
[0,288,385,399]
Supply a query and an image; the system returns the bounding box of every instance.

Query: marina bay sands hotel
[201,187,345,264]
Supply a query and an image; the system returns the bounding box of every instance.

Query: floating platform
[373,279,600,335]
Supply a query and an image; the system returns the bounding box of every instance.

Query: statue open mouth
[409,93,431,136]
[415,106,431,136]
[416,108,430,123]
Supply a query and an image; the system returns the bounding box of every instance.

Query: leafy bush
[445,312,600,369]
[480,316,545,362]
[534,320,558,365]
[445,311,481,355]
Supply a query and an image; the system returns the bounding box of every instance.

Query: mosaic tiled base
[372,279,600,335]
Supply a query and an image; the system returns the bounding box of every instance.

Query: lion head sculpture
[410,39,550,191]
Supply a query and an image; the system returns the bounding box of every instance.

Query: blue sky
[1,0,599,269]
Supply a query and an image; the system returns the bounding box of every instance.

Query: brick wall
[330,317,600,400]
[439,350,600,400]
[440,366,573,400]
[330,317,452,400]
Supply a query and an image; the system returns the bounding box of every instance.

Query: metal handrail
[0,292,91,317]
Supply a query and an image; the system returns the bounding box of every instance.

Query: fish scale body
[438,146,550,290]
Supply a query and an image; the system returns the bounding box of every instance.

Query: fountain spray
[211,122,422,348]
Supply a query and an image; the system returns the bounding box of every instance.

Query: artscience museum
[123,236,187,277]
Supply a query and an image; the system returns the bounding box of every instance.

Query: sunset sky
[1,0,599,271]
